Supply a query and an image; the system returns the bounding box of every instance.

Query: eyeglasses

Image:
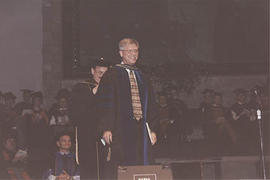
[121,49,139,53]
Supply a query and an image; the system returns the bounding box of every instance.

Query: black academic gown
[71,80,99,179]
[97,65,158,167]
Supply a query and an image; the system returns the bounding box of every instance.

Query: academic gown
[71,80,99,179]
[97,65,158,166]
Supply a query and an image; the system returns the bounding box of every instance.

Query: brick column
[42,0,63,107]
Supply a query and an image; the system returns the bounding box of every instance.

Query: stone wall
[42,0,63,107]
[45,0,268,109]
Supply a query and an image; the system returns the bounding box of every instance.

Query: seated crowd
[156,85,269,157]
[0,84,268,179]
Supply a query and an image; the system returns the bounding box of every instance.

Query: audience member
[71,58,109,180]
[229,88,256,153]
[17,91,50,179]
[49,88,73,139]
[15,89,33,116]
[2,92,18,131]
[157,91,187,154]
[44,131,79,180]
[1,81,268,175]
[206,92,236,155]
[0,130,31,180]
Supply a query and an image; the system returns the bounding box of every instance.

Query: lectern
[117,165,173,180]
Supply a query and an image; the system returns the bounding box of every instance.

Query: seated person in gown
[44,131,79,180]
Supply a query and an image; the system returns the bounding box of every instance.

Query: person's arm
[145,77,159,145]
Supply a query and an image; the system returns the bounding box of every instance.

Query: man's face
[58,97,68,108]
[91,66,108,84]
[119,43,139,66]
[57,135,71,152]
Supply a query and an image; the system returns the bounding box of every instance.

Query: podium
[117,165,173,180]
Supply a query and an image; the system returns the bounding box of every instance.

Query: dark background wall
[0,0,268,107]
[77,0,267,66]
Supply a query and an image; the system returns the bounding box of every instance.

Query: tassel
[75,127,79,165]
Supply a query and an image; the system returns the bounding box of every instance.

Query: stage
[155,155,270,179]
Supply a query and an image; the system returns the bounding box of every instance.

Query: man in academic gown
[97,38,158,179]
[71,58,109,180]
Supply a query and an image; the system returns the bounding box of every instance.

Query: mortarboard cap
[31,91,43,99]
[91,57,111,68]
[4,92,16,100]
[213,92,223,97]
[20,89,34,94]
[250,85,268,96]
[55,88,71,100]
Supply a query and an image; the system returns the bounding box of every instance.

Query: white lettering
[138,178,151,180]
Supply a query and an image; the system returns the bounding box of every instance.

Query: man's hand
[151,132,157,145]
[92,85,99,95]
[12,149,28,163]
[56,170,71,180]
[103,131,112,144]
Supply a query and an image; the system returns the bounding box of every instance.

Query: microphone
[257,109,262,120]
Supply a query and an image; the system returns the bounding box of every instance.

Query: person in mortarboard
[49,88,73,140]
[205,92,237,155]
[4,92,17,108]
[15,89,33,116]
[159,89,187,154]
[71,57,109,180]
[2,92,18,131]
[229,88,256,154]
[197,89,214,147]
[230,88,252,121]
[17,91,50,179]
[97,38,159,179]
[199,88,214,113]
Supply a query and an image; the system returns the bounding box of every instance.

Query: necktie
[128,70,143,121]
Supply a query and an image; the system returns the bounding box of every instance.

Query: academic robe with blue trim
[97,65,158,166]
[44,152,80,179]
